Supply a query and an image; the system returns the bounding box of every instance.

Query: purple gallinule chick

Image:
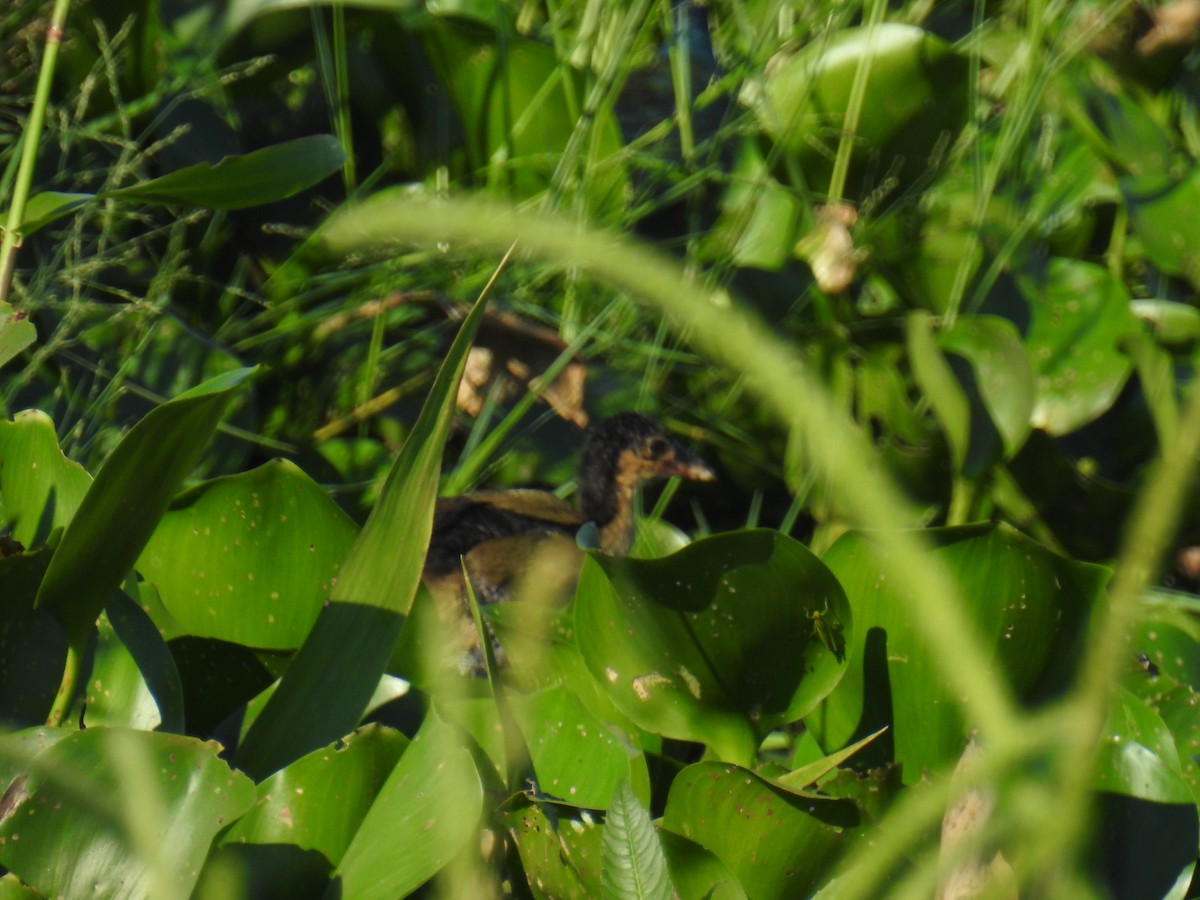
[421,413,714,667]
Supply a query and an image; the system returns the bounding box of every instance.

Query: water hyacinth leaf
[106,136,345,210]
[0,728,256,900]
[137,460,358,650]
[1096,685,1192,804]
[937,315,1035,461]
[83,591,184,733]
[575,530,850,766]
[331,714,482,899]
[1018,258,1138,435]
[658,830,748,900]
[34,368,255,645]
[0,409,92,549]
[811,524,1106,781]
[662,761,857,899]
[510,685,651,811]
[209,724,409,895]
[1122,169,1200,286]
[601,780,674,900]
[756,24,969,197]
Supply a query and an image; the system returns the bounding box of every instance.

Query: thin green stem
[46,637,85,728]
[825,0,887,207]
[1,0,71,304]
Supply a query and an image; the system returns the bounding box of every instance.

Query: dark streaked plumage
[421,413,715,667]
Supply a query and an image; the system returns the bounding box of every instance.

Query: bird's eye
[647,437,669,458]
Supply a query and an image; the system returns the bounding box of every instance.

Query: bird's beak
[667,448,716,483]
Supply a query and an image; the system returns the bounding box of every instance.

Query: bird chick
[421,413,714,670]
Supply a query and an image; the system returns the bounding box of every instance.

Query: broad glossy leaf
[138,460,358,650]
[106,136,345,210]
[0,410,92,548]
[34,369,254,646]
[1123,169,1200,285]
[511,685,650,812]
[0,727,255,900]
[662,761,857,900]
[756,24,969,196]
[1018,258,1138,435]
[576,530,850,765]
[938,315,1035,461]
[213,723,408,893]
[84,591,184,732]
[1096,686,1192,804]
[235,296,487,779]
[659,830,748,900]
[811,524,1106,781]
[331,713,482,899]
[601,780,674,900]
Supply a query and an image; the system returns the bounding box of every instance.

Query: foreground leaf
[138,460,358,650]
[330,713,483,899]
[601,780,674,900]
[576,530,849,764]
[0,728,255,900]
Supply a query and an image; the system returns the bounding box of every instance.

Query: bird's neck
[579,452,638,555]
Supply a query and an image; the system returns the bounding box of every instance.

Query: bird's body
[420,413,714,669]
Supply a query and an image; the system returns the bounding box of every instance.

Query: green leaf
[34,368,255,646]
[1131,299,1200,344]
[576,530,850,765]
[938,315,1035,462]
[0,727,256,900]
[415,18,627,217]
[662,762,856,900]
[1096,686,1193,804]
[511,685,651,811]
[84,591,185,733]
[506,801,604,897]
[1018,258,1138,435]
[811,524,1107,780]
[0,304,36,369]
[138,460,358,650]
[331,713,483,899]
[756,24,969,197]
[658,830,748,900]
[105,136,345,210]
[602,780,674,900]
[15,192,93,236]
[205,724,409,896]
[234,296,488,779]
[1123,169,1200,285]
[0,409,93,548]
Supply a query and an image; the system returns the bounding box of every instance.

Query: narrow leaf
[602,780,674,900]
[33,369,254,645]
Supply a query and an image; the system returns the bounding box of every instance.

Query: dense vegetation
[4,0,1200,897]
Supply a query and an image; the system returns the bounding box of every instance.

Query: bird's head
[578,413,714,525]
